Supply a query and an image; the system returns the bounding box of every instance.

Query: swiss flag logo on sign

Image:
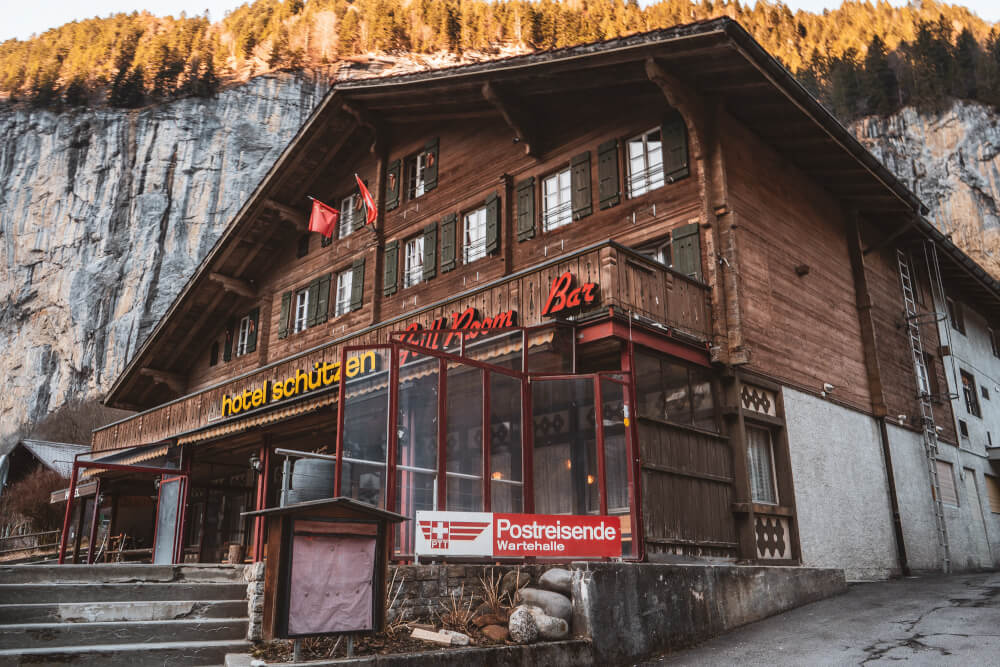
[415,511,494,556]
[418,520,490,550]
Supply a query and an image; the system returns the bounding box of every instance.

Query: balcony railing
[93,239,710,452]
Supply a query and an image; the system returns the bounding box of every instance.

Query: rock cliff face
[0,72,330,446]
[853,100,1000,277]
[1,71,998,448]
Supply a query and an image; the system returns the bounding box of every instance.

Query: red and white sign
[415,511,621,559]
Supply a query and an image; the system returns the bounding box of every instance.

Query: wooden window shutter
[350,258,365,311]
[440,214,457,272]
[245,307,260,353]
[315,273,332,325]
[423,223,437,280]
[986,475,1000,513]
[306,278,321,327]
[485,192,500,255]
[935,460,959,505]
[383,240,399,296]
[571,151,592,220]
[597,139,620,209]
[516,177,535,241]
[386,159,401,211]
[671,222,702,282]
[662,110,689,182]
[223,321,234,361]
[423,138,439,192]
[278,291,291,339]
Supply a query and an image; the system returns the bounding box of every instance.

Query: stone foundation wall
[244,562,265,641]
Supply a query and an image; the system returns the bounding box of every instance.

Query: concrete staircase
[0,564,250,666]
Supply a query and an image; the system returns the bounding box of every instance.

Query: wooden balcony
[93,240,711,452]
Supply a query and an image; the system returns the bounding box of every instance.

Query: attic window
[209,341,219,367]
[297,234,310,259]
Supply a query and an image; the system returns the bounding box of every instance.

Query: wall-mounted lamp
[250,454,263,474]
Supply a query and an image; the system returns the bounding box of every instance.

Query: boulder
[517,587,572,622]
[526,609,570,641]
[500,570,531,599]
[538,568,573,595]
[481,624,510,642]
[508,606,538,644]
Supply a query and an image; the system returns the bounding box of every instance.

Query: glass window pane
[600,378,632,558]
[489,372,522,512]
[689,366,717,432]
[340,349,390,508]
[532,378,599,516]
[634,351,690,424]
[394,356,439,556]
[747,426,777,504]
[446,363,483,511]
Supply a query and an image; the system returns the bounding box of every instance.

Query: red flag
[308,198,339,238]
[356,174,377,225]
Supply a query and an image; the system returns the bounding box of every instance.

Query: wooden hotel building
[65,18,1000,578]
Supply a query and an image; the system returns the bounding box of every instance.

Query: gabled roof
[14,440,88,478]
[104,17,1000,410]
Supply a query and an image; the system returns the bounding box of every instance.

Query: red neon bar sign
[541,272,598,317]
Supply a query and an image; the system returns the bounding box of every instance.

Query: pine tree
[862,35,899,115]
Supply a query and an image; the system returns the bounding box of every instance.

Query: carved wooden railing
[93,240,711,452]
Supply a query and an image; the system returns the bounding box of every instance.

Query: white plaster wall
[783,387,899,581]
[885,424,943,571]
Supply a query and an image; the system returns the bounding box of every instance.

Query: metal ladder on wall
[897,247,951,573]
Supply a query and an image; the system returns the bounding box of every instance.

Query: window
[463,207,487,263]
[639,238,672,267]
[935,460,959,506]
[634,349,717,431]
[947,298,965,334]
[296,234,310,259]
[959,419,969,438]
[403,236,424,288]
[983,385,991,401]
[986,475,1000,513]
[334,268,353,317]
[406,153,428,200]
[626,128,664,198]
[961,370,981,417]
[294,288,309,333]
[235,315,252,356]
[922,353,940,398]
[338,194,362,239]
[209,341,219,366]
[747,425,778,505]
[542,168,572,232]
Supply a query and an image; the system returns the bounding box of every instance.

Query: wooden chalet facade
[65,18,1000,576]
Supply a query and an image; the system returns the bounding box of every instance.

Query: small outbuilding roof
[13,440,88,478]
[243,496,408,523]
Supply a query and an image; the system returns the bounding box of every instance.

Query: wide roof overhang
[105,17,1000,411]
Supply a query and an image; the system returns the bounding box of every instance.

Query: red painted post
[86,479,102,564]
[57,461,79,564]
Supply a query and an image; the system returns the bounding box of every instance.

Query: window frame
[403,236,424,288]
[746,423,779,506]
[541,167,573,233]
[293,288,309,334]
[338,193,362,239]
[462,205,488,264]
[405,152,428,201]
[626,127,665,199]
[334,267,353,317]
[961,370,981,418]
[638,238,672,268]
[947,297,966,334]
[296,234,310,259]
[235,315,251,357]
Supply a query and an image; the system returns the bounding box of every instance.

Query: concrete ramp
[0,564,249,665]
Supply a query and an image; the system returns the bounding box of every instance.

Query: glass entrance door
[153,475,186,564]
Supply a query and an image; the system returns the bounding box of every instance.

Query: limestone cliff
[0,72,330,446]
[1,71,999,449]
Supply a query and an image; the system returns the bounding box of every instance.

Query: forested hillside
[1,0,998,121]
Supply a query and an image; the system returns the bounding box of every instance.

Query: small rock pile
[507,568,574,644]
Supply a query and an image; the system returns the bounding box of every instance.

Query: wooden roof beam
[343,101,384,154]
[263,198,308,230]
[863,218,917,256]
[139,368,185,394]
[209,272,257,299]
[482,82,540,157]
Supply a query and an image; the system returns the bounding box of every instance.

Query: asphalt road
[644,572,1000,666]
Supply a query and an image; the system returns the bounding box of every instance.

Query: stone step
[0,581,247,605]
[0,617,247,650]
[0,563,244,585]
[0,638,250,666]
[0,599,247,624]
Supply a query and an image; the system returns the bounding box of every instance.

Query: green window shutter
[246,307,260,353]
[386,159,401,211]
[662,110,689,182]
[571,151,592,220]
[671,222,702,281]
[597,139,621,209]
[315,273,331,325]
[383,240,399,296]
[516,177,535,241]
[440,214,457,272]
[423,224,437,280]
[350,258,365,311]
[423,137,439,192]
[223,321,234,361]
[485,192,500,255]
[306,278,320,327]
[277,291,291,340]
